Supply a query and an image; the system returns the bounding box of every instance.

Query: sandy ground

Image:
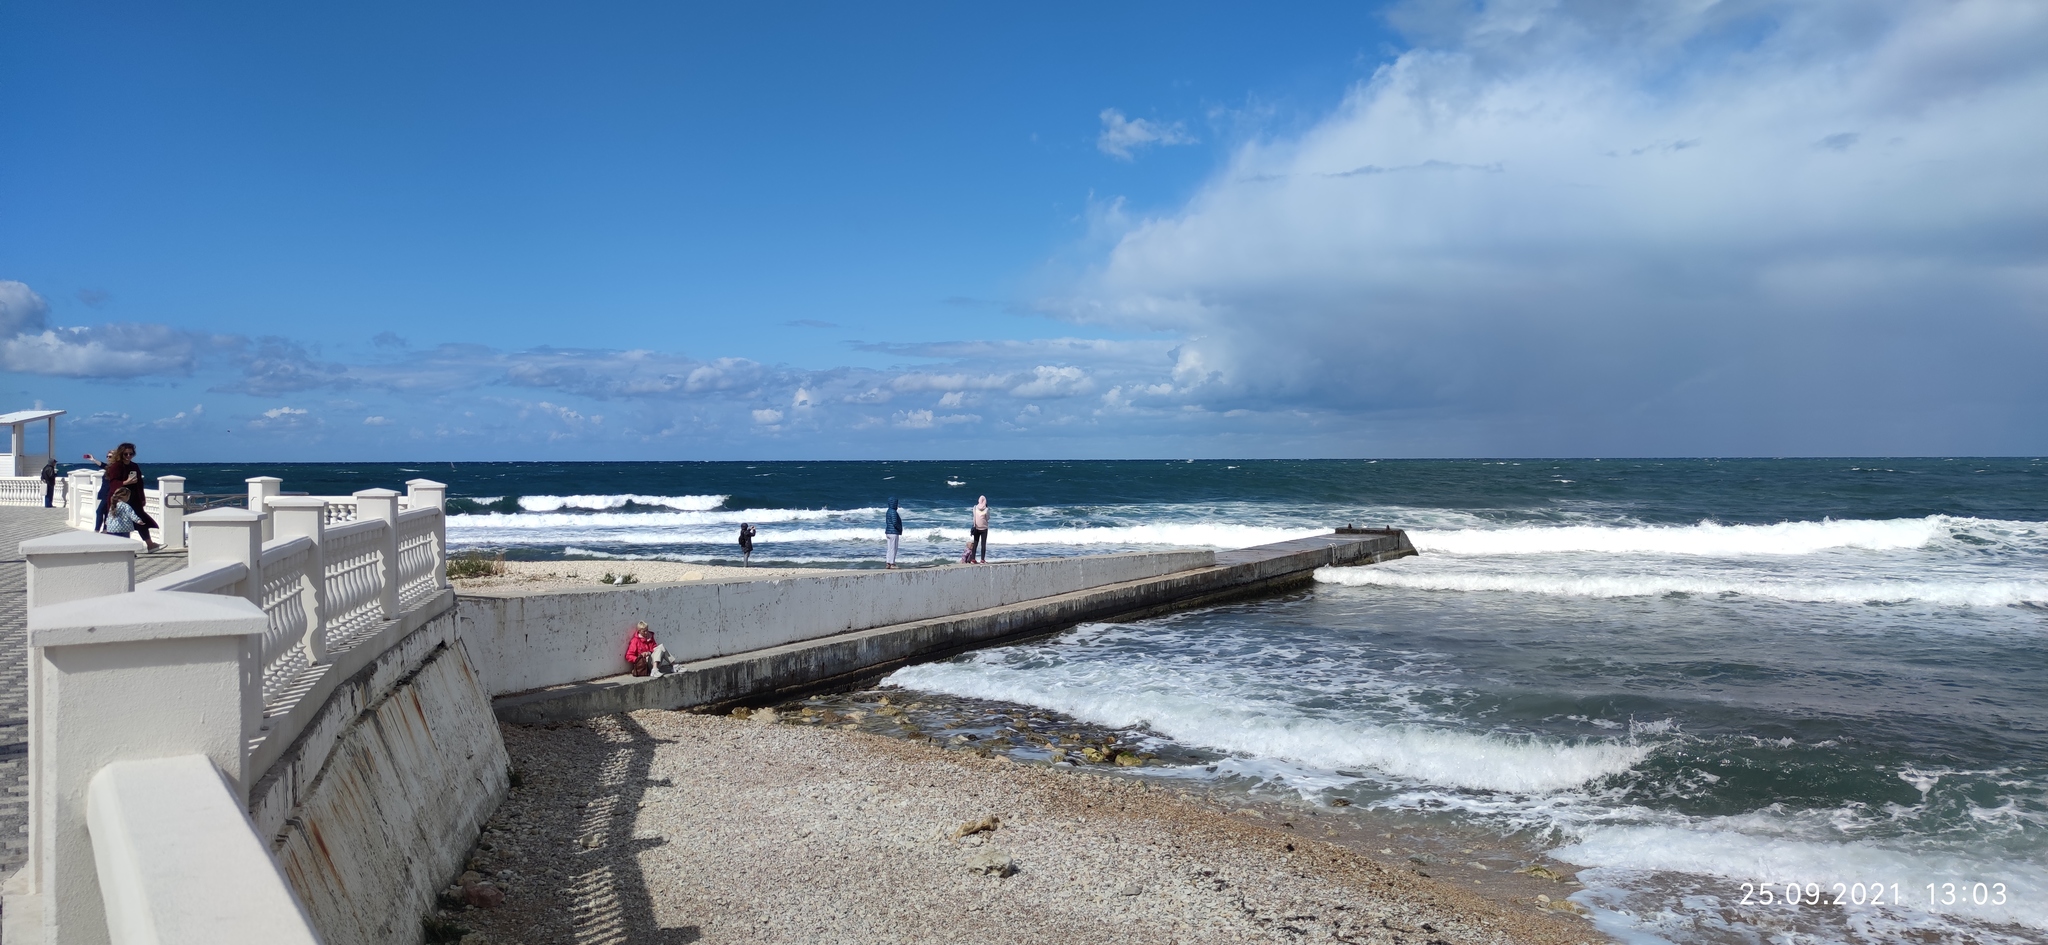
[452,559,829,593]
[442,711,1604,945]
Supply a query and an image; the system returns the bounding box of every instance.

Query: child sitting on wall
[101,487,159,551]
[624,621,672,677]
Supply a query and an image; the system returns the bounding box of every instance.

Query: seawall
[487,531,1414,724]
[458,549,1214,697]
[257,606,509,945]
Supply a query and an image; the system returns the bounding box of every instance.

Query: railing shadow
[555,713,701,945]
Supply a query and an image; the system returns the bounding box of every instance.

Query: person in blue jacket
[884,497,904,569]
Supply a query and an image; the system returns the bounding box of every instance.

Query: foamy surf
[888,658,1649,793]
[516,493,728,512]
[1410,516,1961,556]
[1314,565,2048,608]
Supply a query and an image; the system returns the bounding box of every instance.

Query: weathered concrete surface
[269,624,509,945]
[458,549,1213,697]
[495,532,1413,725]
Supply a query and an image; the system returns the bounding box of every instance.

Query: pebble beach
[442,710,1604,945]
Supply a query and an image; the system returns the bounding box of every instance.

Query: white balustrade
[8,471,455,944]
[321,519,388,650]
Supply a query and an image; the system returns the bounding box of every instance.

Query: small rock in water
[1515,864,1564,881]
[730,707,752,720]
[965,849,1015,877]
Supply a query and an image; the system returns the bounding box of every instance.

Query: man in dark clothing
[39,458,57,507]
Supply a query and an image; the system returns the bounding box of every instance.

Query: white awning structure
[0,408,65,477]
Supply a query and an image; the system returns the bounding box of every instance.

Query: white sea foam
[1555,823,2048,931]
[1410,516,1955,556]
[448,507,858,531]
[516,493,728,512]
[1314,565,2048,608]
[888,659,1648,793]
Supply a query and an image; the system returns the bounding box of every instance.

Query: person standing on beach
[884,497,903,569]
[738,522,756,567]
[970,495,990,563]
[39,457,57,507]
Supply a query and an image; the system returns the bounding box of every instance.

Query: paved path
[0,509,185,877]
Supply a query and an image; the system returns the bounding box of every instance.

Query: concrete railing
[0,475,66,507]
[87,756,320,945]
[5,477,455,945]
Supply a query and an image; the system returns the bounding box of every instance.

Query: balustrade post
[4,591,266,945]
[245,476,281,542]
[185,509,263,607]
[66,469,96,530]
[268,497,329,665]
[354,488,401,619]
[20,533,136,609]
[406,479,451,589]
[156,475,187,550]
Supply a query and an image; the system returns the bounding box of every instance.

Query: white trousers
[885,534,900,565]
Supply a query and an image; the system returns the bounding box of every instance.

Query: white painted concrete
[20,534,136,609]
[86,756,320,945]
[8,592,266,945]
[458,550,1212,696]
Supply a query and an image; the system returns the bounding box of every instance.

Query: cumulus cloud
[1009,365,1095,398]
[751,408,784,425]
[1055,0,2048,453]
[892,409,979,429]
[1097,108,1196,160]
[362,415,392,426]
[0,281,215,378]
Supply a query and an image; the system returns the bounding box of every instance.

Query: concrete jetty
[487,529,1415,724]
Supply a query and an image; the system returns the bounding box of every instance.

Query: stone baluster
[267,497,329,665]
[185,509,264,607]
[245,477,281,542]
[155,475,187,550]
[354,489,401,619]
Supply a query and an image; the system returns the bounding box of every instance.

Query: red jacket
[625,631,658,665]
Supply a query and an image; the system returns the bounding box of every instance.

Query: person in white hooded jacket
[970,495,990,563]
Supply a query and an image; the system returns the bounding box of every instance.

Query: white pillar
[67,470,98,531]
[267,497,328,665]
[20,534,136,609]
[185,509,263,607]
[7,591,266,945]
[405,480,451,589]
[354,489,401,618]
[154,476,186,550]
[403,478,447,511]
[244,477,280,542]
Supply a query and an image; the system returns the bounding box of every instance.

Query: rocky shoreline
[440,710,1606,945]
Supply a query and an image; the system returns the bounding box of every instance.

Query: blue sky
[3,1,2044,460]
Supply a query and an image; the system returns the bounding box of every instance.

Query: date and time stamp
[1735,880,2012,909]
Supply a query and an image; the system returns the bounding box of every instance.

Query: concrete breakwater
[484,530,1415,724]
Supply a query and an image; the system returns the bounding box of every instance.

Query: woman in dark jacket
[95,443,161,551]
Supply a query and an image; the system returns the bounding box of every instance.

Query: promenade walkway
[0,507,185,877]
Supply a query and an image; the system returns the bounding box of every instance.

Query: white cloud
[1009,365,1095,398]
[1058,0,2048,452]
[892,409,979,429]
[751,408,784,425]
[363,415,392,426]
[937,391,966,407]
[791,387,815,409]
[263,407,307,419]
[891,372,1011,393]
[1097,108,1196,160]
[153,405,204,429]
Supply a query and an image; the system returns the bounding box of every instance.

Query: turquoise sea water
[161,458,2048,943]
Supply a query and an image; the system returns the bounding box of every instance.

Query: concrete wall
[458,550,1212,697]
[266,611,508,945]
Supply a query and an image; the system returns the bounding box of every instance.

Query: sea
[161,458,2048,944]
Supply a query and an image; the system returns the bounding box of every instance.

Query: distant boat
[946,479,966,487]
